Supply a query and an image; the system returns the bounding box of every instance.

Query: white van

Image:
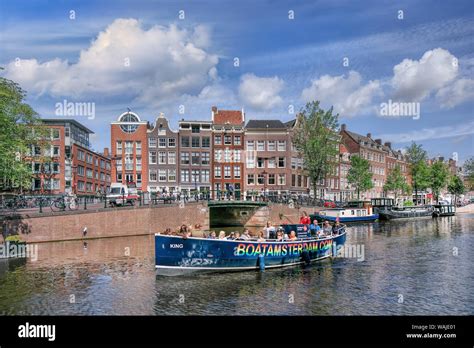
[107,183,139,206]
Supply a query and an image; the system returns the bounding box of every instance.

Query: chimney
[211,106,217,122]
[384,142,392,149]
[341,124,347,131]
[375,139,382,145]
[367,133,372,138]
[103,147,109,157]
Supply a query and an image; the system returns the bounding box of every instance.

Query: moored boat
[371,198,433,220]
[311,201,378,223]
[432,204,456,217]
[155,225,346,276]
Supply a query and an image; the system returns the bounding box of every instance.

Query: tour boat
[432,204,456,217]
[155,225,346,276]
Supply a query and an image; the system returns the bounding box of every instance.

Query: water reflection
[0,215,473,315]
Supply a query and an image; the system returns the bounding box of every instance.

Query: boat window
[341,212,344,215]
[351,210,354,215]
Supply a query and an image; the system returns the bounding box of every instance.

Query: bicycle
[50,195,79,212]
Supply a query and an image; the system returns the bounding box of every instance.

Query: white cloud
[301,71,382,117]
[376,120,474,143]
[238,73,284,111]
[2,19,219,105]
[391,48,458,102]
[436,78,474,108]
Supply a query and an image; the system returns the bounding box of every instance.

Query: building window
[159,169,167,182]
[168,151,176,165]
[125,141,133,154]
[117,173,122,182]
[268,157,276,168]
[191,125,200,133]
[214,166,221,178]
[148,138,157,148]
[77,165,85,176]
[268,174,275,185]
[234,166,241,178]
[77,150,85,161]
[257,157,265,168]
[192,137,200,148]
[224,135,232,145]
[247,140,255,151]
[234,150,241,163]
[168,138,176,147]
[149,151,157,165]
[77,181,85,191]
[201,169,210,183]
[247,174,255,185]
[191,152,200,165]
[136,157,142,171]
[53,146,60,156]
[278,140,286,151]
[214,135,222,145]
[158,138,166,148]
[267,141,276,151]
[202,137,210,148]
[234,135,241,146]
[247,152,255,168]
[257,141,265,151]
[191,170,200,183]
[214,150,222,163]
[224,166,231,178]
[276,157,285,168]
[224,148,231,162]
[116,159,122,172]
[168,169,176,182]
[201,152,210,165]
[51,128,60,140]
[65,127,70,137]
[135,141,141,155]
[125,156,133,170]
[181,152,190,165]
[181,136,190,148]
[278,174,286,185]
[52,163,60,173]
[181,170,190,182]
[257,174,265,185]
[159,152,166,164]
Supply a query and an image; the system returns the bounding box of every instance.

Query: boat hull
[378,209,433,220]
[311,213,379,223]
[155,232,346,276]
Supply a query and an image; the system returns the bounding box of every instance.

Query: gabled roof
[284,119,297,128]
[344,130,391,152]
[246,120,286,129]
[212,109,244,125]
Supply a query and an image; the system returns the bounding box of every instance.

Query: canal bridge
[207,201,268,227]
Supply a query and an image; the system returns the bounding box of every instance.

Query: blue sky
[1,0,473,162]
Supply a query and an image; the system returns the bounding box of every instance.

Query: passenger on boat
[323,221,332,235]
[241,229,251,240]
[276,231,284,241]
[309,220,321,236]
[289,231,298,240]
[265,221,276,239]
[317,229,325,238]
[218,231,227,240]
[234,232,241,240]
[299,211,311,225]
[332,222,341,235]
[257,231,266,242]
[208,231,217,239]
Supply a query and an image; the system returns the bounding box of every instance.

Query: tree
[292,101,340,199]
[429,161,449,203]
[447,175,465,205]
[347,155,373,199]
[464,157,474,190]
[0,74,43,193]
[405,142,428,205]
[383,165,407,200]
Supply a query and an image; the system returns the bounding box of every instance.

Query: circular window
[119,112,139,133]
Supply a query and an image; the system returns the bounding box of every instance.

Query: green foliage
[0,74,43,192]
[464,157,474,190]
[384,165,407,199]
[347,155,373,199]
[403,200,414,207]
[448,175,465,205]
[5,235,23,243]
[405,142,428,203]
[429,161,450,203]
[292,101,340,198]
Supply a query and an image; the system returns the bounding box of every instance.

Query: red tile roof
[213,109,244,125]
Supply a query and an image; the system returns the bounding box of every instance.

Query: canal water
[0,214,473,315]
